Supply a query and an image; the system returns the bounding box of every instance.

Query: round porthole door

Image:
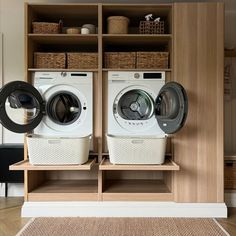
[155,82,188,134]
[0,81,45,133]
[117,89,154,120]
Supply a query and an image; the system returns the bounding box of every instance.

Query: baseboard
[21,201,227,218]
[225,192,236,207]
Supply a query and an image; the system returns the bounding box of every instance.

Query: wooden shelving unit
[11,3,224,205]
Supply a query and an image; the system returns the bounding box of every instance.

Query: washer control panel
[108,71,165,81]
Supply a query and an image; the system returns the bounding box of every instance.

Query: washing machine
[107,71,188,164]
[0,72,93,165]
[0,72,92,136]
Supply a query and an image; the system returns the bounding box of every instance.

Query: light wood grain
[28,180,98,201]
[28,68,99,72]
[102,179,173,201]
[9,159,95,171]
[173,2,224,203]
[102,192,173,201]
[28,34,98,45]
[20,3,225,204]
[99,158,179,171]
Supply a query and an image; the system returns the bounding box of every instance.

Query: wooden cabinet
[173,3,224,202]
[9,3,224,204]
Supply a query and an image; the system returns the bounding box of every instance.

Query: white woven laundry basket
[107,135,167,164]
[27,134,91,165]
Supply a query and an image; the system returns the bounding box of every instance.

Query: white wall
[0,0,235,196]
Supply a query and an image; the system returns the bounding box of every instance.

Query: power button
[134,73,140,79]
[61,72,67,77]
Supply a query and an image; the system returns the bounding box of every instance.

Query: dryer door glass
[0,81,44,133]
[117,89,154,120]
[47,92,81,125]
[155,82,188,134]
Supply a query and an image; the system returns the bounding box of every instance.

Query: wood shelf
[28,34,98,45]
[28,179,98,201]
[102,68,172,72]
[102,179,173,201]
[28,68,99,72]
[225,155,236,161]
[99,158,179,171]
[9,158,96,171]
[103,34,171,46]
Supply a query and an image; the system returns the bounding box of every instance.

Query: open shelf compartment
[27,169,98,201]
[102,4,172,34]
[27,4,99,34]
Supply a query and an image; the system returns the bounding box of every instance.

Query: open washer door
[155,82,188,134]
[0,81,45,133]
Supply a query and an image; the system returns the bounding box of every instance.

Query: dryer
[0,72,92,136]
[107,71,188,164]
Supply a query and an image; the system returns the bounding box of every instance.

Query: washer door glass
[117,89,154,120]
[155,82,188,134]
[47,92,81,125]
[0,81,44,133]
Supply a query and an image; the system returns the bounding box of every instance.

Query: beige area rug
[17,217,229,236]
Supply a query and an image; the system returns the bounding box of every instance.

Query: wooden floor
[0,197,236,236]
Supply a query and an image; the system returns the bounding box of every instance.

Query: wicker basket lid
[107,16,130,23]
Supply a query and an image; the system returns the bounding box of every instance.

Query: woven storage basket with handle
[34,52,66,69]
[137,52,169,69]
[32,21,62,34]
[104,52,136,69]
[139,21,165,34]
[107,16,130,34]
[67,53,98,69]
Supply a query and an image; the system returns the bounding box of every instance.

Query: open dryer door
[155,82,188,134]
[0,81,45,133]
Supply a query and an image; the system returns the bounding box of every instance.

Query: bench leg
[5,182,8,197]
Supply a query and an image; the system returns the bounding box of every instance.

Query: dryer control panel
[108,71,165,81]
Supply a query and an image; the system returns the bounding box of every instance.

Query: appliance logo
[48,140,61,144]
[131,140,144,144]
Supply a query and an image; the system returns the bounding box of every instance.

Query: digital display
[143,73,162,79]
[71,73,87,77]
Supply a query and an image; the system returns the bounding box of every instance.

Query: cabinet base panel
[21,201,227,218]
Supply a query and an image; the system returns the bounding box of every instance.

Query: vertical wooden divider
[24,3,29,201]
[98,3,103,200]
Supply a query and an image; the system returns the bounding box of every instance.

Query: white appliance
[107,71,188,164]
[33,72,92,137]
[0,72,93,165]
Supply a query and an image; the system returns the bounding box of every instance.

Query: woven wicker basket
[136,52,169,69]
[32,21,62,34]
[225,161,236,189]
[67,53,98,69]
[104,52,136,69]
[139,21,165,34]
[34,52,66,69]
[107,16,130,34]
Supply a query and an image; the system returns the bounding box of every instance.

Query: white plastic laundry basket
[107,135,167,164]
[27,134,91,165]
